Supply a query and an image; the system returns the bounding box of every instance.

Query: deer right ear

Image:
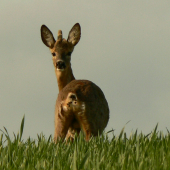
[67,23,81,46]
[41,25,56,49]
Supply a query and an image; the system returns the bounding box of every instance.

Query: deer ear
[67,23,81,46]
[41,25,55,49]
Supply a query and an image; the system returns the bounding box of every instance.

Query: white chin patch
[57,68,65,72]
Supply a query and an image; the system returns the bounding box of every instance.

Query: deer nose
[56,60,66,70]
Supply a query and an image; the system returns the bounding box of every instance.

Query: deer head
[41,23,81,91]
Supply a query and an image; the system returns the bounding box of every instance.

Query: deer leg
[75,111,92,141]
[65,119,81,142]
[54,103,74,142]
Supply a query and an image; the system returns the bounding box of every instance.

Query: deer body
[41,23,109,141]
[55,80,109,141]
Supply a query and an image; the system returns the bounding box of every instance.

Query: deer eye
[52,52,56,56]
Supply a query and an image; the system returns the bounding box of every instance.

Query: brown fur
[41,23,109,142]
[54,80,109,141]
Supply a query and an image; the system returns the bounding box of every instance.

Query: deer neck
[56,66,75,92]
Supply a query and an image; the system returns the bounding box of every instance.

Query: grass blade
[19,115,25,141]
[79,151,90,169]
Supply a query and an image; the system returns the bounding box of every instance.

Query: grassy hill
[0,117,170,169]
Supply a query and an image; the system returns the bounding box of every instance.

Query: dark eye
[67,52,72,56]
[52,52,56,56]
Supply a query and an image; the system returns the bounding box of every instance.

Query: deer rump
[54,80,109,141]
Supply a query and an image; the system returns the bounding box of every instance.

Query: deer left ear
[41,25,56,49]
[67,23,81,46]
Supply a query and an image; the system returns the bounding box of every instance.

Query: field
[0,117,170,170]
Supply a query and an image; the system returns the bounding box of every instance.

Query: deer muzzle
[56,60,66,70]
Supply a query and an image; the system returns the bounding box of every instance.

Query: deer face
[50,39,74,72]
[41,23,81,72]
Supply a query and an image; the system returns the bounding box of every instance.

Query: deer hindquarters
[55,80,109,141]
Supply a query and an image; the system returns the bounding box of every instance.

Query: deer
[41,23,109,141]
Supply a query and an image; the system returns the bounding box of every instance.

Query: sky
[0,1,170,140]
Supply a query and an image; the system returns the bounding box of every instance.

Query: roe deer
[41,23,109,141]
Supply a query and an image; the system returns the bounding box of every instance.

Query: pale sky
[1,1,170,140]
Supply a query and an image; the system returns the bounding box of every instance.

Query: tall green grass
[0,116,170,169]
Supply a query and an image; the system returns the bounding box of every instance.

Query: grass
[0,116,170,170]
